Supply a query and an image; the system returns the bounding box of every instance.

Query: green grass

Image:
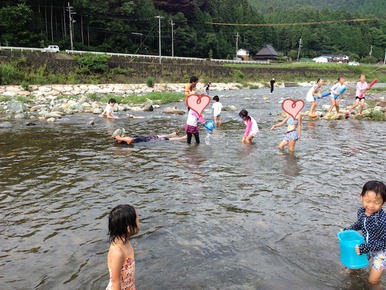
[82,92,184,105]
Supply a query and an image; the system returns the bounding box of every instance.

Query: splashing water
[205,131,211,145]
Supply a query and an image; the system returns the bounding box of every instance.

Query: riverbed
[1,87,385,290]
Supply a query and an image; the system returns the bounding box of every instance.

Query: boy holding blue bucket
[343,181,386,285]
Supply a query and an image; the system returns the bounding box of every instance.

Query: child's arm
[192,111,206,124]
[270,116,289,131]
[109,246,125,290]
[243,119,252,138]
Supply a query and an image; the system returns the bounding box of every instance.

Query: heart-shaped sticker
[186,94,211,116]
[282,99,304,119]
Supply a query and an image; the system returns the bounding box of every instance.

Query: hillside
[248,0,386,15]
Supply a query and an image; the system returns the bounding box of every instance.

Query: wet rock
[0,121,12,128]
[93,108,103,114]
[162,106,185,115]
[87,120,95,126]
[45,112,62,118]
[222,105,237,111]
[46,117,56,122]
[14,113,26,119]
[143,101,154,112]
[30,105,48,112]
[6,100,26,112]
[39,110,50,116]
[322,105,330,112]
[25,121,36,126]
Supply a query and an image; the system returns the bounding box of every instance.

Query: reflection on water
[1,87,386,290]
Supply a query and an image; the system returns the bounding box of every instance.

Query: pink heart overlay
[282,99,304,119]
[186,94,211,116]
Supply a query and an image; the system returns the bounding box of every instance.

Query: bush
[360,56,377,64]
[146,76,155,87]
[232,69,245,81]
[370,110,386,121]
[76,53,111,74]
[20,81,31,91]
[0,63,20,84]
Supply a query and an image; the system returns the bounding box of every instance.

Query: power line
[205,17,383,27]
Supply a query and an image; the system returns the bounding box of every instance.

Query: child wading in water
[101,98,119,119]
[239,109,259,143]
[306,78,324,116]
[343,181,386,285]
[106,204,140,290]
[347,74,370,116]
[212,95,222,127]
[185,108,206,144]
[270,112,302,152]
[328,76,346,114]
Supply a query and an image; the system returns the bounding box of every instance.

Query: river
[1,87,385,290]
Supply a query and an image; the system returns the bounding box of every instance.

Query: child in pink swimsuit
[106,204,140,290]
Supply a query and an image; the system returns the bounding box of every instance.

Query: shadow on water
[0,87,386,290]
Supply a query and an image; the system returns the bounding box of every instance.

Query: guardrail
[65,50,206,61]
[0,46,43,52]
[0,46,271,64]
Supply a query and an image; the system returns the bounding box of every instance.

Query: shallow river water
[1,87,386,290]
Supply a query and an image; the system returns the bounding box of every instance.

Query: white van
[42,45,60,53]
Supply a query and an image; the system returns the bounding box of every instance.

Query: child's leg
[335,99,340,114]
[187,132,193,144]
[244,135,254,143]
[193,133,200,144]
[349,99,359,111]
[328,98,335,113]
[288,140,296,152]
[359,99,365,115]
[368,268,383,285]
[310,101,317,114]
[278,140,288,150]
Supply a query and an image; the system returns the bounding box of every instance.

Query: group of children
[105,74,386,288]
[306,74,372,117]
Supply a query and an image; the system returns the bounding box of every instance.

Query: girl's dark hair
[361,181,386,202]
[212,95,219,102]
[238,109,250,120]
[190,76,198,83]
[109,98,117,104]
[108,204,138,243]
[316,78,324,83]
[338,76,345,81]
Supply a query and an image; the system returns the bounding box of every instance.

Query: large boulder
[6,101,26,112]
[162,107,185,115]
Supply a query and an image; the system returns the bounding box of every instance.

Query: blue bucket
[337,230,368,269]
[204,120,216,132]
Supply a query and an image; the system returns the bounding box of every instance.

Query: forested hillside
[0,0,385,62]
[248,0,386,16]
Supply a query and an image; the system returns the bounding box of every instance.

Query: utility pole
[67,2,76,50]
[155,16,164,64]
[384,48,386,65]
[235,32,239,58]
[297,38,302,62]
[171,19,175,57]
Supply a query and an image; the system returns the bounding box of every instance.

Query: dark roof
[254,44,278,60]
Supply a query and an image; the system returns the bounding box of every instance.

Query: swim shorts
[370,250,386,271]
[355,96,365,100]
[284,130,298,141]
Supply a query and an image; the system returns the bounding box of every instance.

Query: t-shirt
[186,109,205,127]
[306,84,321,102]
[103,104,115,117]
[356,81,368,98]
[212,102,222,117]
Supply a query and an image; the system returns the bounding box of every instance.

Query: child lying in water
[112,128,186,145]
